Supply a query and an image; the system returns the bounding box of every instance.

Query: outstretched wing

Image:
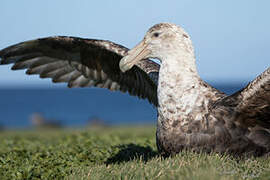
[0,36,160,106]
[224,67,270,128]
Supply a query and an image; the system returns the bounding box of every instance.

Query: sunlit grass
[0,126,269,179]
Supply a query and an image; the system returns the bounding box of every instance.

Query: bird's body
[1,23,269,157]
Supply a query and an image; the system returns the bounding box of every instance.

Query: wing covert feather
[219,67,270,128]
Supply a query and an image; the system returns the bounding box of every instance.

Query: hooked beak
[119,40,151,73]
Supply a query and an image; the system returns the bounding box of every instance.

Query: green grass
[0,126,269,180]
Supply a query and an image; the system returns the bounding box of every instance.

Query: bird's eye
[153,32,160,38]
[183,34,189,38]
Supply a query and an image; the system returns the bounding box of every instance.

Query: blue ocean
[0,82,248,128]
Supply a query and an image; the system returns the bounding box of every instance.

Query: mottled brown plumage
[0,23,269,157]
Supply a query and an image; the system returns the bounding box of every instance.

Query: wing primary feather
[0,36,160,106]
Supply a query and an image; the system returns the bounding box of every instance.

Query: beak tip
[119,57,128,73]
[120,67,127,73]
[119,40,150,73]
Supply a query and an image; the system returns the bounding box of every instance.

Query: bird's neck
[157,53,209,132]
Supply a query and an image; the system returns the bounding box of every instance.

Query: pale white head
[120,23,195,72]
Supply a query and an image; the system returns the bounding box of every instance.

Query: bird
[0,23,269,157]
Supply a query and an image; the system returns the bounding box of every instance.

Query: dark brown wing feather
[0,36,159,106]
[222,67,270,128]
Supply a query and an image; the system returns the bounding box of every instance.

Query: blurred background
[0,0,269,129]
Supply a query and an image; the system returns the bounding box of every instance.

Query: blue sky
[0,0,269,87]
